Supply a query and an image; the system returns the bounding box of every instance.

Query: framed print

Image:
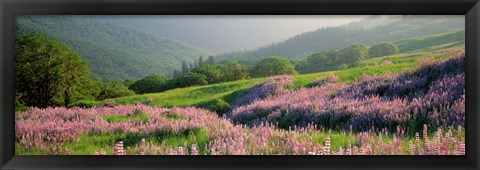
[1,0,479,169]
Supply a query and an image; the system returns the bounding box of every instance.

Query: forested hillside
[16,16,211,81]
[217,15,464,60]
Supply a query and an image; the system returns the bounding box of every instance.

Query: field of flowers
[15,52,465,155]
[229,53,465,134]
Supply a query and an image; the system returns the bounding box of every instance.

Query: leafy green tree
[338,44,369,67]
[173,72,208,87]
[192,64,224,84]
[123,79,135,87]
[15,32,93,108]
[252,57,298,77]
[293,59,310,74]
[129,74,168,94]
[220,57,262,68]
[368,42,400,58]
[224,61,250,81]
[97,82,135,100]
[305,50,338,72]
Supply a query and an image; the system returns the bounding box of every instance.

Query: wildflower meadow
[15,52,466,155]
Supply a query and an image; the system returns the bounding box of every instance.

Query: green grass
[101,109,149,123]
[104,78,266,107]
[309,131,357,152]
[156,128,211,153]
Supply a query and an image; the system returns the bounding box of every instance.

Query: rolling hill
[96,40,464,109]
[394,30,465,52]
[292,30,466,74]
[16,16,212,81]
[216,15,464,60]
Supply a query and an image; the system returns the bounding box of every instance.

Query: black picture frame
[1,0,479,169]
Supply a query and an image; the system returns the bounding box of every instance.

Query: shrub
[103,101,116,107]
[173,72,208,88]
[97,82,135,100]
[71,100,97,108]
[145,98,154,105]
[206,98,230,116]
[15,104,29,112]
[369,42,400,58]
[129,74,168,94]
[339,64,349,70]
[381,60,394,66]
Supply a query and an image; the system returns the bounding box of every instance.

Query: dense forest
[16,16,211,81]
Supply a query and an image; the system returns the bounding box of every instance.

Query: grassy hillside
[394,30,464,52]
[292,31,465,75]
[109,78,266,107]
[217,16,464,60]
[16,16,211,81]
[101,41,464,108]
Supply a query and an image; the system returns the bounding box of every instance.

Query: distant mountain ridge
[16,16,212,82]
[216,15,464,60]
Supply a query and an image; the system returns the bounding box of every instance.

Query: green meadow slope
[100,40,464,108]
[394,30,464,52]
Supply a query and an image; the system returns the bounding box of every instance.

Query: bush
[71,100,97,108]
[173,72,208,88]
[368,42,400,58]
[205,98,230,116]
[15,104,29,112]
[129,74,168,94]
[97,82,135,100]
[339,64,349,70]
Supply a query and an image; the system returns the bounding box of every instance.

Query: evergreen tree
[199,56,204,66]
[182,60,188,74]
[194,60,199,68]
[208,55,215,64]
[173,69,180,78]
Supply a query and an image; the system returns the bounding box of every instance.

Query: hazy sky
[107,15,368,54]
